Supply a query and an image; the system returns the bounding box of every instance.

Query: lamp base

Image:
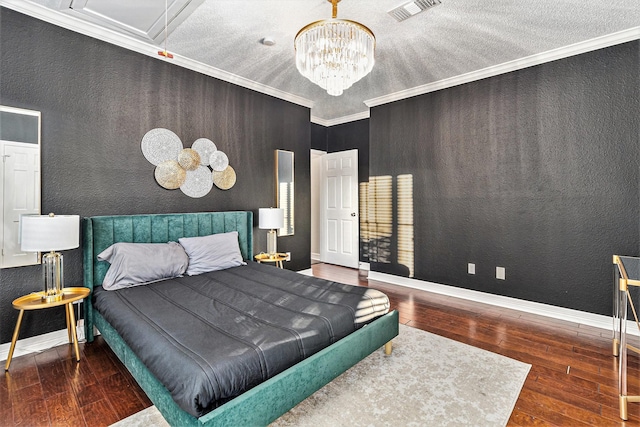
[267,229,278,257]
[42,251,64,302]
[42,294,63,303]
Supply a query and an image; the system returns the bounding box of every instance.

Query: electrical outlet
[468,263,475,274]
[496,266,506,280]
[285,252,291,261]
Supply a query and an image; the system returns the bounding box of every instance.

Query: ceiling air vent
[388,0,442,22]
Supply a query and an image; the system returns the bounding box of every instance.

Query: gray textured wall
[369,41,639,315]
[0,8,311,343]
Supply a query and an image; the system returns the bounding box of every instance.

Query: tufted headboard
[82,211,253,340]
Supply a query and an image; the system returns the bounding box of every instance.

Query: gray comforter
[93,262,389,417]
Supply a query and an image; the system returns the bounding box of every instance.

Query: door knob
[351,212,356,217]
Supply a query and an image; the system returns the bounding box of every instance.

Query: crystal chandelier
[294,0,375,96]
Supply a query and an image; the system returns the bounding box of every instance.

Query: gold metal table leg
[5,309,25,371]
[620,395,628,421]
[65,303,73,343]
[67,303,81,362]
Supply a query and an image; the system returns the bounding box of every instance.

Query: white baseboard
[0,319,85,363]
[311,253,321,261]
[359,262,370,271]
[368,271,633,335]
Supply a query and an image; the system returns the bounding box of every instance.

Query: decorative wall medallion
[210,151,229,172]
[212,165,236,190]
[178,148,201,171]
[154,160,186,189]
[180,165,214,198]
[141,128,183,165]
[191,138,217,166]
[141,128,237,198]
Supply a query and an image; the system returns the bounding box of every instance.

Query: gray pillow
[98,242,189,290]
[179,231,245,276]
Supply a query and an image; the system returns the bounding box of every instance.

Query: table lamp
[20,213,80,302]
[259,208,284,257]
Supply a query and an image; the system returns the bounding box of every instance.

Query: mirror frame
[1,105,42,269]
[275,150,294,236]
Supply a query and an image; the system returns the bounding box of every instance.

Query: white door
[320,149,359,268]
[2,142,40,268]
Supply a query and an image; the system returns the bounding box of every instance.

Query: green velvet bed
[82,211,399,426]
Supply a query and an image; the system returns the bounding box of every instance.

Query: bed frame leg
[384,341,393,355]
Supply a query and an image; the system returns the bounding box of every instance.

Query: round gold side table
[4,287,90,371]
[255,253,288,269]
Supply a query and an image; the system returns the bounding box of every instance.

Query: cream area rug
[112,324,530,427]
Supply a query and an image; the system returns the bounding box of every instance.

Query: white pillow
[179,231,245,276]
[98,242,189,290]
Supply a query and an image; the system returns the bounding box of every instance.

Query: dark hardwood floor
[1,263,637,426]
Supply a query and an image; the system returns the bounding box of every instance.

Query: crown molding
[311,110,370,127]
[0,0,314,109]
[365,26,640,108]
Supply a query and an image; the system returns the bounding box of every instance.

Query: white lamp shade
[20,214,80,252]
[259,208,284,230]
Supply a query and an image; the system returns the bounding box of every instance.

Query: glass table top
[618,256,640,282]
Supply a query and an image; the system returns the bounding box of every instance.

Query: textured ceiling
[9,0,640,123]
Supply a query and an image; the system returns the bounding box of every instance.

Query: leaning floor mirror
[276,150,294,236]
[0,105,41,268]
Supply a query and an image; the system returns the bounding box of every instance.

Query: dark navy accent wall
[369,41,640,315]
[327,120,370,185]
[311,123,328,152]
[0,8,311,343]
[311,120,369,183]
